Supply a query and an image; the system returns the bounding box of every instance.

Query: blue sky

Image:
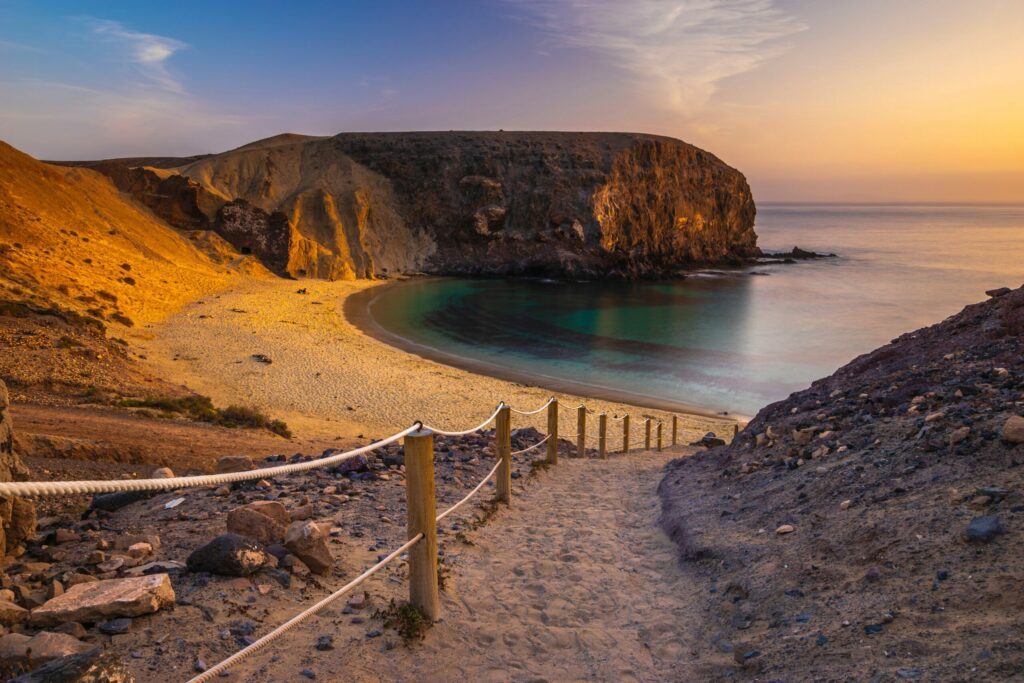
[2,1,1022,202]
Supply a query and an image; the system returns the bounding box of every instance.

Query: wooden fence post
[623,415,630,454]
[404,428,440,621]
[495,405,512,504]
[598,413,607,459]
[577,405,586,457]
[672,415,678,446]
[657,422,663,451]
[546,399,559,465]
[645,419,652,450]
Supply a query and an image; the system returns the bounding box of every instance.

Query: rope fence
[0,395,735,680]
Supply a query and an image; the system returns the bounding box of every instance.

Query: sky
[1,0,1022,202]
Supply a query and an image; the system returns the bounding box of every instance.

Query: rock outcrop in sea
[658,284,1024,679]
[64,132,758,280]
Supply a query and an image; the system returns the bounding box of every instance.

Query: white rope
[511,434,550,456]
[508,398,554,416]
[436,460,501,523]
[423,403,504,437]
[0,425,421,498]
[188,533,424,683]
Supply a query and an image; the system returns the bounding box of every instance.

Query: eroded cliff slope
[71,131,758,280]
[658,284,1024,679]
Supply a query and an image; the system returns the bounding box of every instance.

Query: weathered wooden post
[546,399,559,465]
[657,422,663,451]
[623,414,630,454]
[404,427,440,620]
[576,405,586,458]
[672,415,678,446]
[645,419,652,450]
[598,413,607,459]
[496,405,512,504]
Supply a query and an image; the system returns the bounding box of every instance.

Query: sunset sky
[1,0,1022,202]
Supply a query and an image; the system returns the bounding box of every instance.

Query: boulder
[216,456,255,474]
[10,648,133,683]
[0,631,92,665]
[30,574,175,627]
[186,534,265,576]
[284,522,333,575]
[226,507,287,545]
[1002,415,1024,445]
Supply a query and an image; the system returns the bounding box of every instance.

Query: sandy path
[137,278,736,445]
[354,447,702,682]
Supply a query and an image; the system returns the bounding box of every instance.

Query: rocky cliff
[69,132,758,280]
[658,284,1024,679]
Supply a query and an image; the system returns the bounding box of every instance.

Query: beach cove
[138,278,738,450]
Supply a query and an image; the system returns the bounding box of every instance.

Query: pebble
[300,668,316,679]
[315,634,334,651]
[775,524,795,535]
[839,499,853,510]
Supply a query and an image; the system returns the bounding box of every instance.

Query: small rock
[226,507,287,545]
[216,455,255,474]
[1002,415,1024,444]
[127,542,152,559]
[839,499,853,510]
[0,599,28,625]
[98,617,132,635]
[1,631,94,666]
[31,574,175,627]
[151,467,175,478]
[54,528,79,544]
[300,668,316,679]
[775,525,795,535]
[51,622,87,638]
[284,522,333,575]
[187,534,265,576]
[315,634,334,651]
[966,516,1004,543]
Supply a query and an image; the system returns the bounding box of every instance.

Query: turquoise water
[369,204,1024,416]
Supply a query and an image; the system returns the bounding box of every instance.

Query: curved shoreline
[344,278,744,422]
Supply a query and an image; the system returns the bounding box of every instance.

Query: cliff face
[71,132,758,280]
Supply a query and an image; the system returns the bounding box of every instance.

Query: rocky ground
[0,428,588,680]
[659,284,1024,681]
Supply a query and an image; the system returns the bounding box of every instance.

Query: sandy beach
[136,278,738,449]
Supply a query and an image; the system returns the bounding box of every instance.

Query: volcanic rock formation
[67,132,758,280]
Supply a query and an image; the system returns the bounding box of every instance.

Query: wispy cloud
[89,19,187,92]
[511,0,804,116]
[0,19,249,158]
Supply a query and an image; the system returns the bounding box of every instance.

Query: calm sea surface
[368,204,1024,416]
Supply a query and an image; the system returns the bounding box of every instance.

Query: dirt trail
[274,447,705,682]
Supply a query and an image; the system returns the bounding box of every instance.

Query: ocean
[367,204,1024,417]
